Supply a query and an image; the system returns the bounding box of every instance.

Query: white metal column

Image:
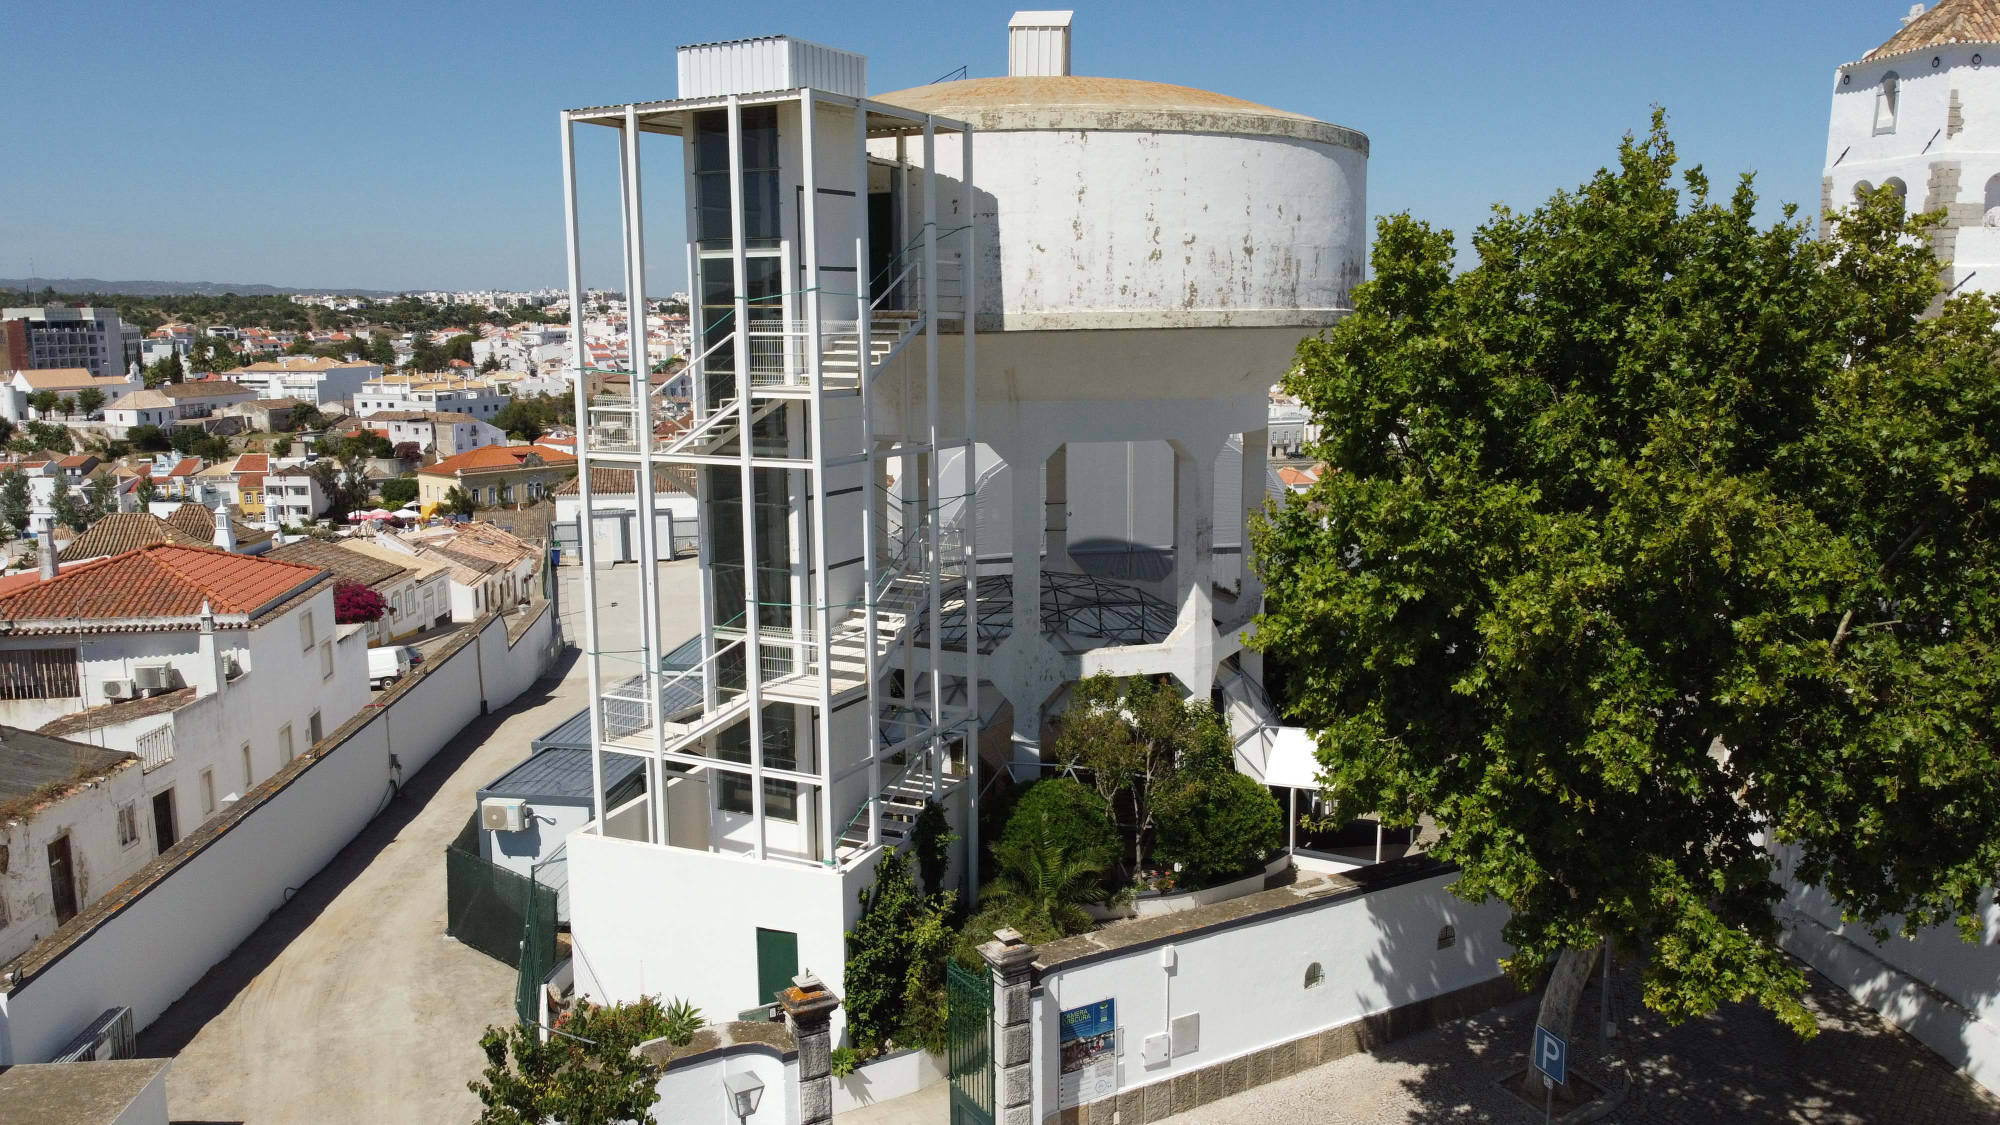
[855,105,882,851]
[560,111,608,833]
[802,90,836,863]
[622,107,670,848]
[727,95,769,861]
[960,126,980,900]
[923,120,943,801]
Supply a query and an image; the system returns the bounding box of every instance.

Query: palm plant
[981,824,1116,938]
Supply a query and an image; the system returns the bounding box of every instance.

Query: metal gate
[946,960,995,1125]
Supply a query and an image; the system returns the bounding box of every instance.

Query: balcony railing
[136,724,174,773]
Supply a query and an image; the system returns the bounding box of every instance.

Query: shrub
[845,848,956,1056]
[379,477,419,506]
[830,1045,861,1078]
[334,581,388,623]
[1000,778,1119,861]
[1153,772,1283,888]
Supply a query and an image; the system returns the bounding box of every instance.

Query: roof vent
[1009,10,1073,77]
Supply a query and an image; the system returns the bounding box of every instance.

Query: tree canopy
[1249,114,2000,1035]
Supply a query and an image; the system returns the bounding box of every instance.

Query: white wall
[0,601,555,1064]
[567,831,873,1038]
[0,762,150,965]
[1029,869,1512,1119]
[1779,853,2000,1095]
[650,1045,797,1125]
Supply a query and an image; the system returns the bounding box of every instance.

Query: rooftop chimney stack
[212,505,236,553]
[1008,10,1074,77]
[37,525,55,580]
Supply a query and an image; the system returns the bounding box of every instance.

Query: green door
[755,928,798,1009]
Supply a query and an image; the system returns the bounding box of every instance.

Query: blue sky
[0,1,1914,293]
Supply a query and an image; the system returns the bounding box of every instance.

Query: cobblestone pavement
[1164,959,2000,1124]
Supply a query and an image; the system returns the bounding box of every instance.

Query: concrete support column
[1044,444,1071,573]
[1239,427,1268,607]
[779,972,842,1125]
[1009,451,1045,767]
[1169,437,1220,698]
[980,928,1039,1125]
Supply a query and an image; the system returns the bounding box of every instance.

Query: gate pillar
[779,971,841,1125]
[979,927,1039,1125]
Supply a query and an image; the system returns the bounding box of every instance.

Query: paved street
[1162,958,2000,1124]
[141,561,697,1124]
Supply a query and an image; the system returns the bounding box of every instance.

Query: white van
[368,645,416,689]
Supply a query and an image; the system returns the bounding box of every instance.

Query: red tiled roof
[56,513,205,562]
[0,544,328,626]
[420,444,576,477]
[168,457,201,478]
[1864,0,2000,60]
[232,453,269,474]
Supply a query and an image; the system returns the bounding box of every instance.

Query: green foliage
[134,477,158,508]
[25,390,60,418]
[187,335,241,373]
[444,333,479,365]
[443,485,478,516]
[467,998,678,1125]
[379,477,419,506]
[24,421,73,453]
[366,332,397,367]
[1000,778,1119,862]
[1051,673,1233,870]
[1153,771,1282,887]
[912,799,956,897]
[1248,112,2000,1036]
[0,470,30,538]
[127,424,168,452]
[844,848,956,1057]
[830,1045,861,1078]
[84,474,117,521]
[271,437,293,457]
[309,457,374,521]
[980,824,1115,941]
[492,394,571,443]
[73,388,105,417]
[143,354,184,387]
[47,476,86,533]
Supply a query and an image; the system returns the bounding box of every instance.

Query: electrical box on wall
[1142,1032,1171,1067]
[481,797,528,832]
[1170,1013,1200,1057]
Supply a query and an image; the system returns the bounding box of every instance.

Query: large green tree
[0,470,29,539]
[1250,115,2000,1039]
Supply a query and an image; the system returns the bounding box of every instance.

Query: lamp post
[723,1068,764,1122]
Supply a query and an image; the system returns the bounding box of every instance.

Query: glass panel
[706,466,793,631]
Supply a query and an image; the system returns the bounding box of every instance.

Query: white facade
[226,358,382,406]
[1823,15,2000,299]
[353,375,511,420]
[0,748,149,965]
[261,468,327,525]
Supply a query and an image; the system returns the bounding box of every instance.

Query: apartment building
[1,307,139,380]
[352,373,511,420]
[226,356,382,405]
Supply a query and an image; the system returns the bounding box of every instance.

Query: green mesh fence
[445,817,558,1016]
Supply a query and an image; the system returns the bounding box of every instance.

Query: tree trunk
[1532,944,1599,1064]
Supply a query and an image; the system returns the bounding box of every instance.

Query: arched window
[1884,177,1909,208]
[1876,72,1901,134]
[1303,962,1324,989]
[1854,180,1876,203]
[1983,174,2000,226]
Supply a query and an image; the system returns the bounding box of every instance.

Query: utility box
[677,36,867,100]
[481,797,528,833]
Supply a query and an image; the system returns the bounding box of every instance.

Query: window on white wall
[1854,179,1876,203]
[320,639,334,679]
[1984,174,2000,225]
[1876,72,1900,134]
[242,742,254,788]
[117,802,139,847]
[279,723,294,763]
[1884,177,1909,209]
[200,768,216,816]
[300,611,315,652]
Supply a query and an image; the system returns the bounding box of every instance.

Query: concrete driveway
[143,561,694,1124]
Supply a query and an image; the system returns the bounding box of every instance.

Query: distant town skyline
[3,1,1911,292]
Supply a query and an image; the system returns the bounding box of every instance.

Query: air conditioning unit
[102,679,132,701]
[51,1006,137,1063]
[131,663,172,693]
[481,797,528,833]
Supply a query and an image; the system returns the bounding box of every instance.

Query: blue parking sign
[1532,1024,1567,1085]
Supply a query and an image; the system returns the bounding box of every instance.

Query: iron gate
[946,959,995,1125]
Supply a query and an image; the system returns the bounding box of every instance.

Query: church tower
[1825,1,2000,297]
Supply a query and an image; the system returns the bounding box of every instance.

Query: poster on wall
[1058,998,1118,1109]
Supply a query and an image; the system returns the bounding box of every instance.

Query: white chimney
[1009,10,1074,77]
[37,526,56,580]
[212,505,236,552]
[193,599,222,698]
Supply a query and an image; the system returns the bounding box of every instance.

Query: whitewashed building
[225,357,382,405]
[0,729,147,965]
[558,14,1366,1032]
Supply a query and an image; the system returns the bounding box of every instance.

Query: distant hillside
[0,277,404,298]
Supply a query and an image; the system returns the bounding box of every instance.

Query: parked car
[368,645,418,688]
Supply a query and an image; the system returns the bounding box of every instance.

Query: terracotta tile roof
[419,444,576,477]
[158,381,253,400]
[1864,0,2000,60]
[338,536,450,580]
[0,544,328,629]
[231,454,269,474]
[56,455,96,470]
[108,389,173,410]
[555,465,696,497]
[56,513,206,562]
[238,473,265,489]
[12,368,123,390]
[234,356,374,372]
[269,538,412,587]
[164,502,269,547]
[168,457,201,477]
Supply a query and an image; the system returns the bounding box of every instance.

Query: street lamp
[723,1068,764,1121]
